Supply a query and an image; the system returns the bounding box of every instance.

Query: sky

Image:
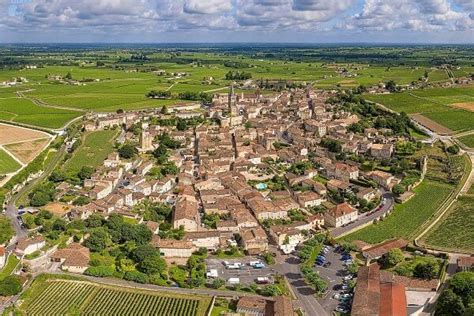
[0,0,473,43]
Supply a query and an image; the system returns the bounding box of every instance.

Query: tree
[0,275,22,296]
[84,228,110,252]
[138,254,167,275]
[85,214,104,228]
[78,166,94,180]
[123,271,149,284]
[392,184,406,195]
[211,278,225,289]
[436,289,465,316]
[30,191,51,207]
[176,119,187,131]
[160,105,168,114]
[414,261,439,280]
[446,145,460,155]
[385,80,398,93]
[118,144,138,159]
[65,72,72,80]
[449,272,474,305]
[131,244,159,263]
[380,248,404,268]
[49,170,66,182]
[262,284,283,297]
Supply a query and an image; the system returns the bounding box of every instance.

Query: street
[330,191,394,238]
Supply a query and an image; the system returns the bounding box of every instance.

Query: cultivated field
[0,123,51,145]
[457,134,474,148]
[366,86,474,133]
[423,194,474,253]
[4,138,51,164]
[20,278,212,316]
[0,97,80,129]
[0,148,21,175]
[343,180,454,244]
[63,129,119,174]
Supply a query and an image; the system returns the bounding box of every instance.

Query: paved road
[274,255,330,316]
[330,192,394,238]
[4,144,66,250]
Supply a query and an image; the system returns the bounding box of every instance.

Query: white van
[228,278,240,285]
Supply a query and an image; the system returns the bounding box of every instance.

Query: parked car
[336,306,349,313]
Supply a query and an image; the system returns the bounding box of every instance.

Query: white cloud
[183,0,232,15]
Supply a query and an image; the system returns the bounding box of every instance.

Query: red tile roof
[379,282,407,316]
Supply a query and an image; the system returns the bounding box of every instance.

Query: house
[351,264,407,316]
[16,235,46,256]
[356,187,378,201]
[152,237,195,258]
[371,143,394,159]
[236,297,267,316]
[89,183,113,200]
[184,231,221,250]
[269,225,305,251]
[145,221,160,235]
[457,256,474,272]
[240,227,268,255]
[327,179,350,192]
[324,202,358,228]
[295,191,323,208]
[333,163,359,181]
[236,296,293,316]
[172,198,200,232]
[361,239,408,260]
[50,243,90,273]
[367,170,396,189]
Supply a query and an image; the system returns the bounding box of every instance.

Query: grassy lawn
[458,134,474,148]
[0,255,20,280]
[0,215,14,245]
[423,195,474,253]
[343,180,454,244]
[63,129,118,174]
[0,147,21,174]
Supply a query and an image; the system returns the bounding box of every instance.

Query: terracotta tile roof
[51,243,90,268]
[16,235,45,251]
[379,282,407,316]
[457,256,474,268]
[328,202,357,218]
[363,239,408,259]
[237,297,266,313]
[352,264,381,316]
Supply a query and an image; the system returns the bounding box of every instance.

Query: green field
[0,148,21,174]
[63,129,118,174]
[343,180,454,244]
[0,255,20,280]
[366,86,474,132]
[458,134,474,148]
[20,277,212,316]
[423,194,474,253]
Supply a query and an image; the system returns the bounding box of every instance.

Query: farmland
[365,86,474,133]
[19,277,212,316]
[0,148,21,174]
[423,194,474,253]
[63,129,118,175]
[2,45,469,129]
[343,179,454,244]
[0,97,80,129]
[458,134,474,148]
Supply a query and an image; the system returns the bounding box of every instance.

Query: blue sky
[0,0,473,43]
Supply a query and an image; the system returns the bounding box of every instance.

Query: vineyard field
[20,278,212,316]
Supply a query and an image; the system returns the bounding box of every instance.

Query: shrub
[84,266,115,277]
[123,271,149,284]
[0,275,22,296]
